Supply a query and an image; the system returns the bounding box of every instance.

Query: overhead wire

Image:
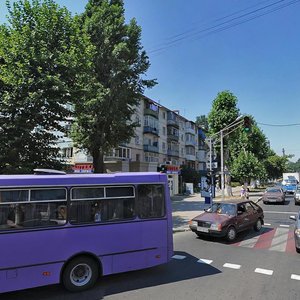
[257,122,300,127]
[149,0,300,55]
[163,0,275,42]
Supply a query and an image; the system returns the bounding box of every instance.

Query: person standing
[240,185,246,199]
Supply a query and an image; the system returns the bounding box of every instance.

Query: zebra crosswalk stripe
[269,227,289,252]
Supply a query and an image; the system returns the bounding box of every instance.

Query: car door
[236,204,250,231]
[245,202,257,227]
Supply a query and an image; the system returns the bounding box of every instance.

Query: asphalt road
[2,195,300,300]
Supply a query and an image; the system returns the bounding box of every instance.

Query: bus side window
[137,184,165,219]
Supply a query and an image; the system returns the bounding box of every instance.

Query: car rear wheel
[62,256,99,292]
[254,218,262,232]
[226,226,237,242]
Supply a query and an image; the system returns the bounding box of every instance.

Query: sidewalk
[171,186,244,233]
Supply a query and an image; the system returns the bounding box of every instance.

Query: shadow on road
[195,226,274,246]
[3,252,222,300]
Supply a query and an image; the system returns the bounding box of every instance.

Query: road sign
[206,151,217,161]
[206,162,218,169]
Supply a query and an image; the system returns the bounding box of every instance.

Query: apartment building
[58,96,207,195]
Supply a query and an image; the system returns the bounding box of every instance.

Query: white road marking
[269,227,289,252]
[264,211,297,215]
[172,255,186,260]
[223,263,241,270]
[263,223,271,226]
[238,234,260,248]
[279,224,290,228]
[255,268,273,275]
[197,259,213,264]
[291,274,300,281]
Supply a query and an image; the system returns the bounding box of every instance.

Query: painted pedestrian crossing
[232,226,296,254]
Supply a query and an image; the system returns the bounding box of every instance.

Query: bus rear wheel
[62,256,99,292]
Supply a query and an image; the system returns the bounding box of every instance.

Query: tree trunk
[93,150,105,173]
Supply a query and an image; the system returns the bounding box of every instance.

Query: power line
[258,122,300,127]
[163,0,274,42]
[149,0,300,55]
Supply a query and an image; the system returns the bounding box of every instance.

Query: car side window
[245,202,254,213]
[237,204,246,214]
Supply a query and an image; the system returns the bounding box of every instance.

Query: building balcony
[186,154,196,161]
[167,149,180,157]
[185,127,195,135]
[167,134,179,142]
[144,107,159,118]
[167,119,179,128]
[185,140,196,147]
[143,126,159,136]
[143,144,159,153]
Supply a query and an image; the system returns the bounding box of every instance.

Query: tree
[180,165,200,191]
[229,119,270,163]
[195,115,209,132]
[231,151,267,184]
[0,0,92,173]
[264,154,289,180]
[207,91,240,134]
[72,0,156,173]
[287,158,300,172]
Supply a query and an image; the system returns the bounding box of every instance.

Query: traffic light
[157,165,167,173]
[243,116,252,133]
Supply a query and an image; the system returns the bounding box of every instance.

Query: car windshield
[266,188,281,193]
[206,203,236,215]
[285,180,297,185]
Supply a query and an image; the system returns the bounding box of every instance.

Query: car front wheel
[226,226,237,242]
[254,218,262,232]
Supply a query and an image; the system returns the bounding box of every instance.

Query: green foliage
[264,154,289,179]
[208,90,240,134]
[286,158,300,172]
[72,0,156,173]
[0,0,93,173]
[229,120,270,162]
[195,115,209,132]
[180,166,199,189]
[231,151,267,183]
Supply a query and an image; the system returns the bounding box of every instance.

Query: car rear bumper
[263,198,284,203]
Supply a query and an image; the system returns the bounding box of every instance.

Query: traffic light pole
[209,116,245,200]
[220,129,225,199]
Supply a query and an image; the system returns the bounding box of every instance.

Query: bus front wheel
[62,256,99,292]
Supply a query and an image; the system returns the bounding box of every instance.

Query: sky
[0,0,300,161]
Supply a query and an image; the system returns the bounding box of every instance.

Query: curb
[173,227,191,233]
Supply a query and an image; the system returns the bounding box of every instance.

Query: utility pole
[209,115,245,199]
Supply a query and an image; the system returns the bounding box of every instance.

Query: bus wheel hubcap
[70,263,92,286]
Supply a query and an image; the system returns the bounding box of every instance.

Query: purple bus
[0,172,173,293]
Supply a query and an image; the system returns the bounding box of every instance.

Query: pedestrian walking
[240,185,246,199]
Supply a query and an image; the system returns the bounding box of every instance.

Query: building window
[135,115,141,126]
[144,115,158,129]
[163,112,166,119]
[163,127,166,135]
[62,147,73,158]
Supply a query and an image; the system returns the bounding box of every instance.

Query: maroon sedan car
[262,187,285,204]
[189,200,264,242]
